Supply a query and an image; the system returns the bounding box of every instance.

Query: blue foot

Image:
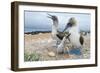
[69,48,82,55]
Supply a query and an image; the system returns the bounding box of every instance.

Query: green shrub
[24,52,40,61]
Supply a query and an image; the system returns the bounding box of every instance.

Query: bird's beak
[66,24,70,30]
[63,23,71,32]
[66,25,69,30]
[47,16,52,18]
[47,13,52,19]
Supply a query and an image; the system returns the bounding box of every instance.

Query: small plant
[24,52,40,61]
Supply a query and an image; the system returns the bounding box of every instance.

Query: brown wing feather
[80,35,84,45]
[56,32,65,40]
[56,31,70,40]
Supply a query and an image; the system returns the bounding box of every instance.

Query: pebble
[48,51,56,57]
[64,54,70,58]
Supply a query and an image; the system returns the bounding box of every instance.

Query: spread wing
[56,32,65,40]
[56,32,71,40]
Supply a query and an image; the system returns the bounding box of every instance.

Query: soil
[24,33,90,61]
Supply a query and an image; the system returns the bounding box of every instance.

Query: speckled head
[47,13,58,21]
[68,17,77,26]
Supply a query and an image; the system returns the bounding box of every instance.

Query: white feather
[57,36,66,53]
[69,26,81,48]
[51,20,61,44]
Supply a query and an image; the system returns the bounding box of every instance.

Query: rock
[64,54,70,58]
[83,54,88,58]
[48,51,55,57]
[69,55,76,59]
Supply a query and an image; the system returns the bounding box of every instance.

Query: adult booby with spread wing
[47,14,70,53]
[47,14,66,45]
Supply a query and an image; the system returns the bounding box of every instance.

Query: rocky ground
[24,33,90,61]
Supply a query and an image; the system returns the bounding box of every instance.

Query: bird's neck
[52,21,58,34]
[69,26,79,34]
[72,26,78,30]
[53,20,58,27]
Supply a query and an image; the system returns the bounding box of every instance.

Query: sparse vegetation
[24,33,90,61]
[24,52,40,61]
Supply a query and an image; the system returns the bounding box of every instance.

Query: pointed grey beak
[47,13,52,19]
[63,23,71,32]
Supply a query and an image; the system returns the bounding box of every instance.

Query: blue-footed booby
[63,17,84,55]
[47,14,70,53]
[47,14,66,45]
